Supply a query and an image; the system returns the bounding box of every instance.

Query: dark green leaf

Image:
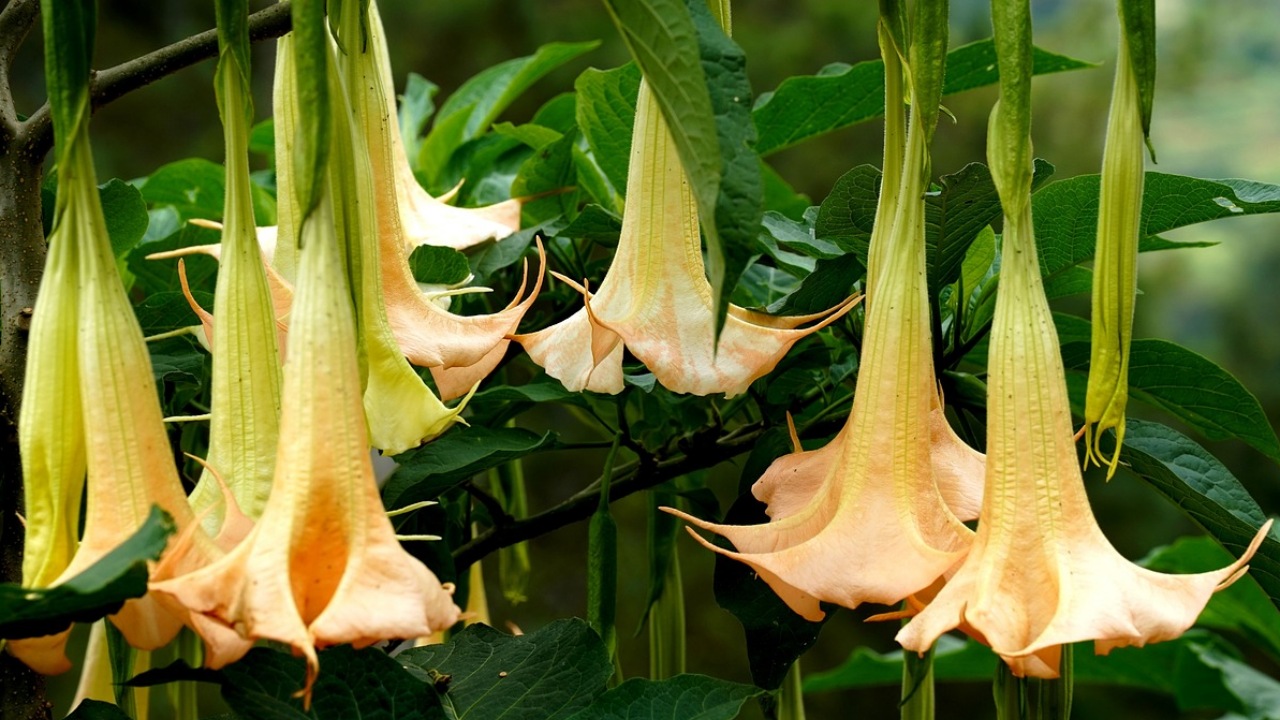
[1043,265,1093,299]
[1118,0,1157,147]
[560,204,624,246]
[399,72,440,167]
[140,158,227,221]
[575,63,641,194]
[0,507,173,639]
[760,161,812,219]
[399,619,612,720]
[408,246,472,286]
[148,335,205,387]
[420,41,599,190]
[752,40,1092,156]
[469,225,551,284]
[1060,337,1280,463]
[814,164,877,266]
[289,0,330,217]
[100,180,149,260]
[567,675,763,720]
[532,92,579,134]
[125,222,222,297]
[767,253,862,316]
[712,428,828,689]
[382,427,560,508]
[468,378,589,426]
[249,119,275,161]
[806,631,1272,716]
[64,700,132,720]
[1143,536,1280,661]
[134,290,214,336]
[512,129,579,224]
[1033,173,1280,280]
[1118,420,1280,608]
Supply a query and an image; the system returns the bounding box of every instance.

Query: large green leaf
[100,179,149,260]
[1059,337,1280,463]
[566,675,762,720]
[139,158,227,221]
[1143,536,1280,661]
[398,619,612,720]
[64,700,132,720]
[575,63,641,196]
[0,507,173,639]
[600,0,763,338]
[381,426,560,508]
[1118,420,1280,609]
[419,41,599,191]
[752,40,1092,156]
[399,72,440,169]
[131,646,444,720]
[1033,173,1280,279]
[805,632,1276,716]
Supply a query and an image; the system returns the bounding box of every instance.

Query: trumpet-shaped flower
[179,37,283,533]
[516,80,855,397]
[369,1,522,253]
[151,189,461,701]
[665,79,975,619]
[10,133,223,674]
[896,102,1271,677]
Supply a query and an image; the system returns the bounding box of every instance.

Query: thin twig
[0,0,40,130]
[464,481,513,528]
[23,1,292,154]
[453,425,764,568]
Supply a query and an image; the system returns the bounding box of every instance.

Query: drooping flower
[1083,7,1152,478]
[369,0,522,253]
[895,25,1270,674]
[664,30,975,617]
[181,12,283,533]
[151,185,461,702]
[9,129,223,674]
[516,79,855,397]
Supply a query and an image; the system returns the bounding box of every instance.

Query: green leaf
[767,254,861,316]
[125,222,222,297]
[398,619,612,720]
[805,632,1275,716]
[813,164,878,266]
[560,204,624,246]
[1043,265,1093,299]
[575,64,642,194]
[468,378,589,426]
[288,0,330,217]
[407,245,471,286]
[512,129,579,224]
[567,675,763,720]
[399,72,440,168]
[64,700,132,720]
[1060,337,1280,463]
[1143,536,1280,661]
[100,179,149,259]
[420,41,600,189]
[492,122,563,151]
[0,507,173,639]
[140,158,228,221]
[752,40,1093,156]
[134,646,445,720]
[1033,173,1280,280]
[600,0,763,338]
[249,119,275,161]
[1118,0,1157,147]
[1117,419,1280,608]
[711,429,829,689]
[381,426,560,508]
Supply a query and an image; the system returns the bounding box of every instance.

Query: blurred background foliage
[13,0,1280,717]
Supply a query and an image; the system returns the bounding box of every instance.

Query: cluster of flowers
[12,0,851,703]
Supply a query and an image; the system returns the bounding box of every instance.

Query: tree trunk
[0,131,53,720]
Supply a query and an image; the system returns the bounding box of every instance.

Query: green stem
[777,662,807,720]
[647,544,686,679]
[993,662,1025,720]
[900,645,935,720]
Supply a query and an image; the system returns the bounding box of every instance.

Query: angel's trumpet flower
[516,80,855,397]
[896,58,1270,675]
[370,0,522,253]
[17,120,87,603]
[664,65,975,618]
[1083,15,1150,479]
[9,132,223,674]
[151,188,461,702]
[182,17,283,533]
